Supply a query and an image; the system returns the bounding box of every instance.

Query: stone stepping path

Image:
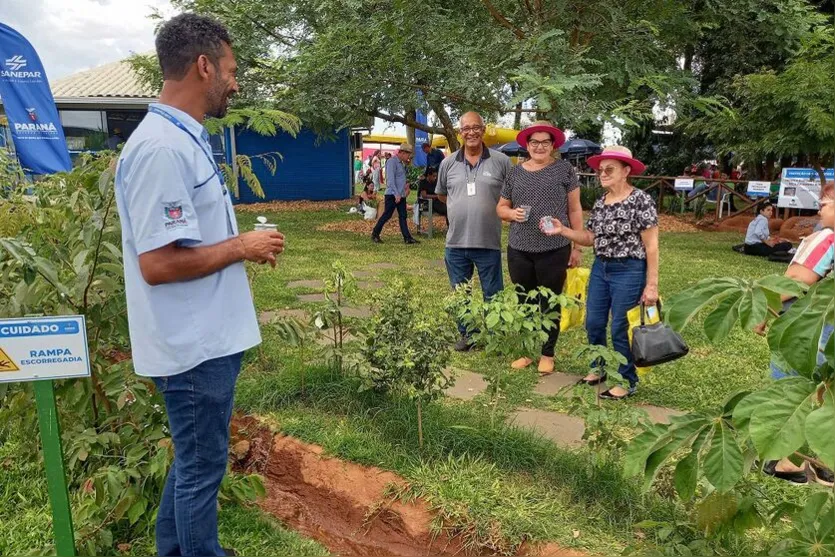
[534,372,582,396]
[297,293,327,303]
[357,280,384,290]
[352,270,375,279]
[341,306,373,319]
[288,279,325,289]
[444,368,687,448]
[259,309,308,325]
[444,370,489,401]
[510,409,586,448]
[429,259,446,269]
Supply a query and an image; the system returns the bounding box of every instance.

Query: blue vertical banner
[412,93,429,168]
[0,23,71,174]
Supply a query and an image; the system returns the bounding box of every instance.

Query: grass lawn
[0,200,794,556]
[230,201,794,554]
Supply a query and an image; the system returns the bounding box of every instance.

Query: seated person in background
[417,167,448,225]
[744,203,793,256]
[756,182,834,485]
[357,181,378,213]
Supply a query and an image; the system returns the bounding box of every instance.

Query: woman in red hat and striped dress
[540,145,659,400]
[497,121,585,375]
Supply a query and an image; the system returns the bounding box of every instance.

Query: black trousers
[743,241,792,257]
[372,195,413,240]
[507,245,572,357]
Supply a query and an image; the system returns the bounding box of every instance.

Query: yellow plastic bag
[628,303,662,377]
[560,267,590,332]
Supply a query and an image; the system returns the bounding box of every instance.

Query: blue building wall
[233,127,351,203]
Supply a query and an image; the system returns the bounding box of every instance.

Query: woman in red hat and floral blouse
[497,121,584,375]
[540,145,659,400]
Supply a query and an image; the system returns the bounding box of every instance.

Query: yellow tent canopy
[362,125,519,150]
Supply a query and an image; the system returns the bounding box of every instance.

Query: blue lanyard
[148,106,226,191]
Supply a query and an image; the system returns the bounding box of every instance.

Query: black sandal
[763,460,808,485]
[576,373,607,386]
[599,387,635,401]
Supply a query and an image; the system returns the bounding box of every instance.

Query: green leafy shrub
[0,154,261,555]
[360,279,455,448]
[625,274,834,555]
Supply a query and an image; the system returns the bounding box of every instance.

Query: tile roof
[51,59,158,99]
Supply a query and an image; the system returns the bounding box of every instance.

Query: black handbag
[631,302,689,367]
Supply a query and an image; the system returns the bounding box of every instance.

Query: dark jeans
[507,245,571,357]
[586,258,646,387]
[445,247,504,336]
[743,241,792,257]
[152,352,244,557]
[372,195,413,240]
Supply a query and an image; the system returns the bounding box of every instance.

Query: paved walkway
[444,368,683,448]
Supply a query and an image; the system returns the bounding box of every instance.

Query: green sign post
[33,381,77,557]
[0,315,90,556]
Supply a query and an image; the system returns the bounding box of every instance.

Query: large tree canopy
[152,0,718,149]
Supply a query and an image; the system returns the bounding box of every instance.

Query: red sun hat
[587,145,647,175]
[516,121,566,150]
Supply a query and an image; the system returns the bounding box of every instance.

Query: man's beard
[206,79,229,118]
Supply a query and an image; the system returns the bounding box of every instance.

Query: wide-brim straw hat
[587,145,647,175]
[398,142,415,153]
[516,121,566,150]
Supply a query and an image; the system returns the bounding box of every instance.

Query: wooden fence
[577,174,772,222]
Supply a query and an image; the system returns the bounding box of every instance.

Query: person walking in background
[496,121,583,375]
[422,142,445,174]
[353,155,362,185]
[436,112,511,351]
[371,142,419,244]
[743,203,793,257]
[541,146,659,400]
[115,14,285,556]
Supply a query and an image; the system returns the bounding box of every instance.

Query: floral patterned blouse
[586,188,658,259]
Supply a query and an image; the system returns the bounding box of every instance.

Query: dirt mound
[657,215,699,233]
[318,216,448,238]
[779,216,820,242]
[236,200,351,213]
[717,215,783,234]
[229,416,583,557]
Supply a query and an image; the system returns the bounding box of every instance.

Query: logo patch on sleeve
[163,203,188,229]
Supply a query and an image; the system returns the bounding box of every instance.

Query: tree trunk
[514,102,523,130]
[406,109,417,147]
[416,399,424,450]
[765,153,776,181]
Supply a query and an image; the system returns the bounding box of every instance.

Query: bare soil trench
[230,415,585,557]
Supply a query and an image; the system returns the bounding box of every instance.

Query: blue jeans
[770,324,834,380]
[445,247,504,336]
[585,258,647,387]
[372,195,413,241]
[152,352,244,557]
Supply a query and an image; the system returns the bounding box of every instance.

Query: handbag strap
[640,301,664,326]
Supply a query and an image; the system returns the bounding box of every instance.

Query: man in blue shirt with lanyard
[114,14,284,556]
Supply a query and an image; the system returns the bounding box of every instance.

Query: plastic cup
[254,223,277,232]
[541,216,554,232]
[520,205,532,222]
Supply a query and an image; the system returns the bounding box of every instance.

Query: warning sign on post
[0,316,90,383]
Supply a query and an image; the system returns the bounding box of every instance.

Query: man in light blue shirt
[743,203,792,256]
[114,14,284,557]
[371,142,419,244]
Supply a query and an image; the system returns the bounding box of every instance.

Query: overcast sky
[2,0,173,81]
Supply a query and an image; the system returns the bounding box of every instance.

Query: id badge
[467,181,476,196]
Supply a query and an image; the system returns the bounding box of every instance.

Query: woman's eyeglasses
[597,166,619,176]
[528,139,553,149]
